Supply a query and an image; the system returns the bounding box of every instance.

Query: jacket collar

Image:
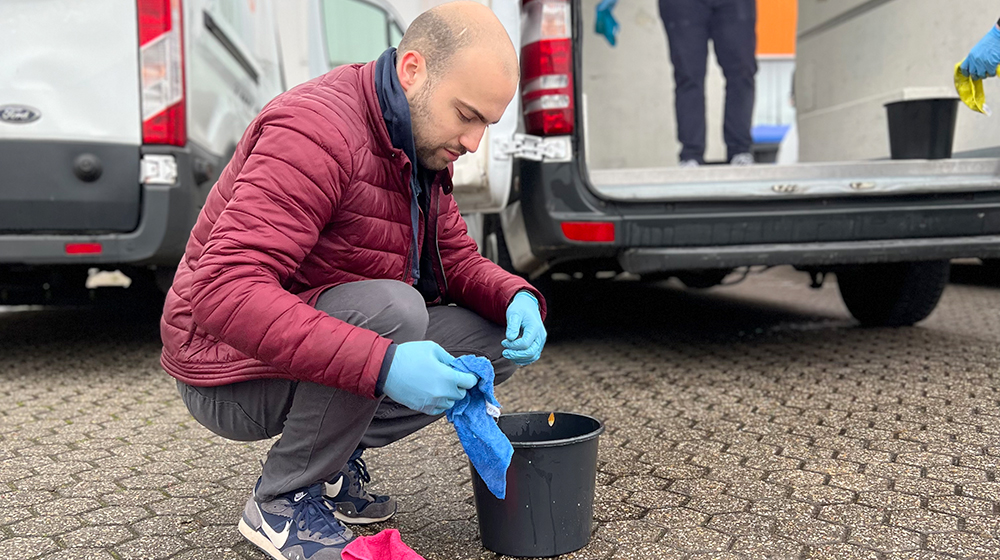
[375,49,418,178]
[361,51,454,195]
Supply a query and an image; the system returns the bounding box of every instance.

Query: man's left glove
[961,25,1000,81]
[502,291,546,366]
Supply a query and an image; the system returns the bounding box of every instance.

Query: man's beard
[410,84,464,170]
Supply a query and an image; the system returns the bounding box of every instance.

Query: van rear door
[0,0,142,233]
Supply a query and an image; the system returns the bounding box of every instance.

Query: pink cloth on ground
[342,529,425,560]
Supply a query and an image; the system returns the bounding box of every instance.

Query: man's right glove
[595,0,619,46]
[961,25,1000,81]
[382,341,478,416]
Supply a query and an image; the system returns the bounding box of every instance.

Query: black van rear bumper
[519,159,1000,271]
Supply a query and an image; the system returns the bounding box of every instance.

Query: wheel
[836,260,950,327]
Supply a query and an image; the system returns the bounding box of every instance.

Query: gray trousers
[176,280,516,502]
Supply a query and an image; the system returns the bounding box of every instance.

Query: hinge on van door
[493,134,569,162]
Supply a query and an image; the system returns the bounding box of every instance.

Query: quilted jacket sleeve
[188,106,390,398]
[436,193,547,325]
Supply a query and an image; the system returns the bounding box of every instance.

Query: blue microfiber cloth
[446,355,513,499]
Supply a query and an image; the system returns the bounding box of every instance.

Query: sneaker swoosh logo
[257,503,291,548]
[324,478,343,498]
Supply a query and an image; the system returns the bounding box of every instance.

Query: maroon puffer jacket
[160,60,546,399]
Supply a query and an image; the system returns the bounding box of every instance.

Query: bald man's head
[398,1,518,83]
[394,1,520,170]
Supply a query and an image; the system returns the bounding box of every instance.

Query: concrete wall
[797,0,1000,162]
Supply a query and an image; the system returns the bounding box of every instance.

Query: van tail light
[520,0,574,136]
[561,221,615,243]
[138,0,186,146]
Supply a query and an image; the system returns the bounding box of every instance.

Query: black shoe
[323,449,397,525]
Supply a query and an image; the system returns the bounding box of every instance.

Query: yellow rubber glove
[955,61,995,115]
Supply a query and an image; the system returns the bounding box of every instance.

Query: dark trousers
[658,0,757,163]
[176,279,515,502]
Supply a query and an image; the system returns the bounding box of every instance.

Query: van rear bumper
[619,235,1000,273]
[519,159,1000,271]
[0,145,202,266]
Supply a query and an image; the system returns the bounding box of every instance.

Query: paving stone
[0,536,60,559]
[791,485,855,505]
[644,507,708,528]
[728,533,804,558]
[806,543,881,560]
[59,525,135,548]
[7,269,1000,558]
[927,495,995,517]
[881,551,957,560]
[776,518,845,545]
[595,520,664,545]
[856,491,922,510]
[847,525,922,553]
[37,549,117,560]
[818,504,886,526]
[657,526,731,552]
[114,536,189,559]
[925,531,1000,557]
[608,542,686,560]
[624,489,686,509]
[7,516,83,538]
[962,481,1000,501]
[926,465,990,484]
[803,459,861,476]
[889,508,960,533]
[683,495,748,515]
[893,477,957,497]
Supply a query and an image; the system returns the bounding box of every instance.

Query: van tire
[836,260,950,327]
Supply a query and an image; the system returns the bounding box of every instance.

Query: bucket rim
[883,97,960,108]
[499,411,605,449]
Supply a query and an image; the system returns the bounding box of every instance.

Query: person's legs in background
[710,0,757,164]
[659,0,712,165]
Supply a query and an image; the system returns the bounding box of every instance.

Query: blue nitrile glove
[502,291,546,366]
[383,341,478,416]
[961,25,1000,80]
[595,0,619,46]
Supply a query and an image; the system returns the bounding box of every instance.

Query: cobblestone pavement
[2,266,1000,560]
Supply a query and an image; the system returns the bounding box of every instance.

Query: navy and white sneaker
[239,479,353,560]
[323,449,397,525]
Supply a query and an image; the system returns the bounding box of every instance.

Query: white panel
[450,0,520,213]
[796,0,1000,162]
[188,0,285,156]
[797,0,884,37]
[0,0,141,145]
[754,58,796,126]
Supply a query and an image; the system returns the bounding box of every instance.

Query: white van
[385,0,1000,327]
[0,0,284,301]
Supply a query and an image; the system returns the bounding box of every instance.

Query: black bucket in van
[471,412,604,557]
[884,98,959,159]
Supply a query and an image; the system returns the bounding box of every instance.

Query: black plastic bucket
[884,98,959,159]
[471,412,604,557]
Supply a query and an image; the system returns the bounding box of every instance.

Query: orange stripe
[756,0,797,56]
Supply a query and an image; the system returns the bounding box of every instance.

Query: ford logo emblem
[0,105,41,124]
